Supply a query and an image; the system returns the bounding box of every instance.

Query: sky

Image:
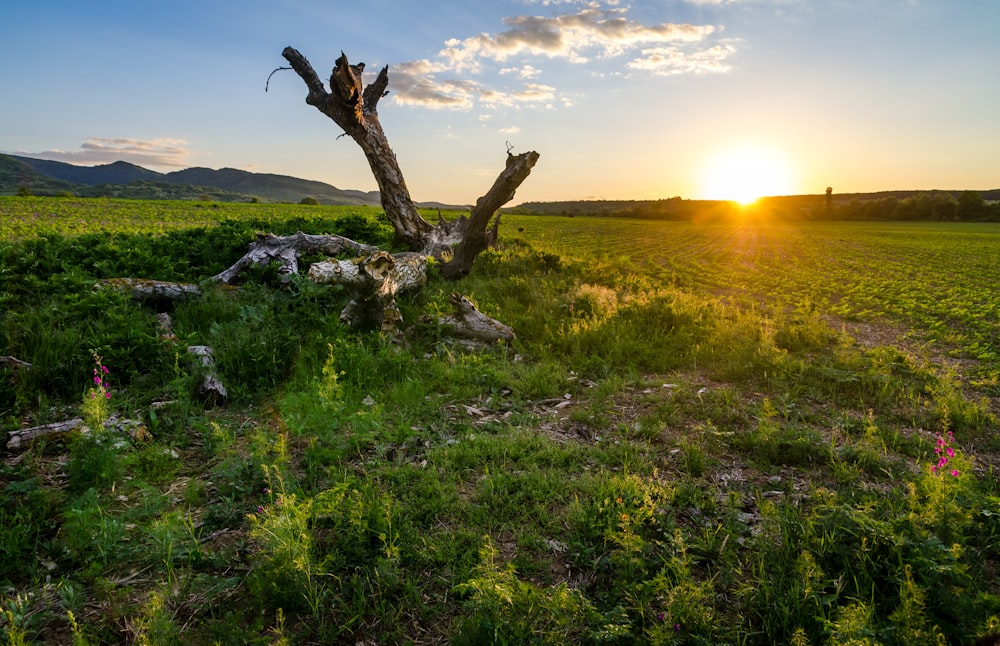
[2,0,999,205]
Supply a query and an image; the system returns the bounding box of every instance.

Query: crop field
[2,198,1000,644]
[508,215,1000,383]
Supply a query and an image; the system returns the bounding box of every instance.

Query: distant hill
[2,155,384,206]
[0,155,80,195]
[11,156,162,185]
[165,166,380,206]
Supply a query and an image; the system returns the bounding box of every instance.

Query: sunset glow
[3,2,999,202]
[699,147,796,205]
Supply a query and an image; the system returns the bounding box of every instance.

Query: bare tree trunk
[281,48,433,246]
[309,251,427,333]
[281,47,539,277]
[439,150,541,279]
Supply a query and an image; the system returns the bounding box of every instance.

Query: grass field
[2,198,1000,644]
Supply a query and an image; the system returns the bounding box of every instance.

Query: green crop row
[503,216,1000,388]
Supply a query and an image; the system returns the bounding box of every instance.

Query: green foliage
[3,203,1000,644]
[453,537,608,644]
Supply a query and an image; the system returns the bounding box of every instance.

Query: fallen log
[432,293,516,347]
[1,356,32,370]
[7,418,84,452]
[97,277,205,302]
[6,415,152,453]
[212,231,378,284]
[96,233,516,344]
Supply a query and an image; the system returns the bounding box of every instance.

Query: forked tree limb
[282,47,433,246]
[438,150,541,279]
[280,46,539,278]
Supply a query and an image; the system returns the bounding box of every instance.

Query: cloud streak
[388,4,734,110]
[439,8,716,70]
[22,137,191,169]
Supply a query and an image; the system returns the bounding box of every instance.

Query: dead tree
[99,48,535,340]
[280,46,540,279]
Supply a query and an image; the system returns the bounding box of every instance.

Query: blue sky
[2,1,999,204]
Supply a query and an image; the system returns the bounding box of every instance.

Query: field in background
[506,216,1000,376]
[2,199,1000,644]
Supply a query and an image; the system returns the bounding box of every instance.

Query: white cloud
[628,42,737,75]
[388,4,732,110]
[500,64,542,79]
[438,8,715,70]
[499,125,522,134]
[24,137,191,168]
[481,82,557,107]
[391,61,476,109]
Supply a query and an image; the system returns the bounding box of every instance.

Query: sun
[699,146,795,205]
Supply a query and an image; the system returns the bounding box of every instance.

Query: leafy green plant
[453,537,605,644]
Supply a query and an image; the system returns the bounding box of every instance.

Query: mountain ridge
[2,154,385,206]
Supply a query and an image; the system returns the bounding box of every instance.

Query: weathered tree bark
[187,346,228,403]
[433,293,516,346]
[282,47,432,245]
[6,415,150,453]
[309,251,427,333]
[91,48,534,345]
[438,150,541,279]
[7,418,84,452]
[1,356,32,370]
[212,231,377,284]
[281,47,539,277]
[97,277,206,302]
[99,232,518,341]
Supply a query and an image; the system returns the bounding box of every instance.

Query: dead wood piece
[7,418,84,452]
[434,293,516,346]
[157,313,178,342]
[310,251,427,333]
[1,356,32,370]
[97,278,204,302]
[212,231,378,285]
[437,150,541,279]
[187,346,228,403]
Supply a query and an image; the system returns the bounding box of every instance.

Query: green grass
[2,199,1000,643]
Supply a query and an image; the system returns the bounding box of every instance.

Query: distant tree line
[830,190,999,222]
[513,190,1000,222]
[512,197,741,220]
